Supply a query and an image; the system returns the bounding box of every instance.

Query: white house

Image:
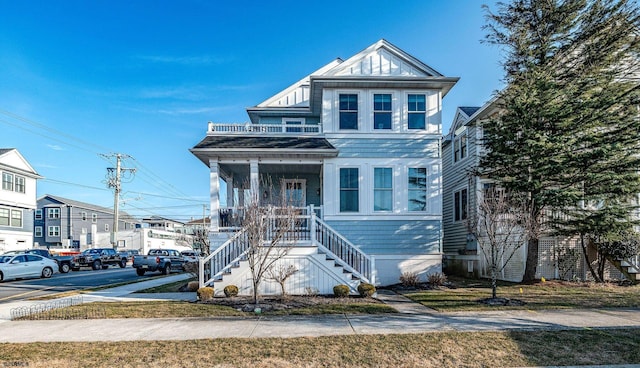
[0,148,42,252]
[191,40,459,295]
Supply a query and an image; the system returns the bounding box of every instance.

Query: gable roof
[0,148,42,178]
[247,39,459,123]
[38,194,135,221]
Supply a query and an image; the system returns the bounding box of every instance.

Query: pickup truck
[132,249,185,276]
[1,249,75,273]
[71,248,127,270]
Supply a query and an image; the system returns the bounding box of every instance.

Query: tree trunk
[491,266,498,299]
[522,237,539,283]
[580,233,602,283]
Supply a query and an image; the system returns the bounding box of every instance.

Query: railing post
[198,258,205,289]
[310,205,316,245]
[370,255,376,285]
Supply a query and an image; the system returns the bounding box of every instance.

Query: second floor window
[92,213,97,223]
[81,212,87,221]
[454,132,468,162]
[373,94,392,130]
[2,173,13,191]
[47,208,60,219]
[35,226,43,237]
[340,168,359,212]
[407,94,426,130]
[35,209,42,220]
[14,176,25,193]
[339,94,358,130]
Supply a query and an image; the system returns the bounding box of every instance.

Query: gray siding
[442,124,480,255]
[328,138,439,158]
[325,220,441,255]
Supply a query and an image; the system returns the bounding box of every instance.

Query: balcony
[207,122,322,135]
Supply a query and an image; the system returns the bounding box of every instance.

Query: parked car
[2,249,74,273]
[181,250,199,263]
[132,249,185,276]
[118,250,140,263]
[0,254,58,282]
[71,248,127,271]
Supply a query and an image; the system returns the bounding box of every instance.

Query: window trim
[338,93,359,130]
[453,187,469,222]
[14,175,25,193]
[35,226,43,237]
[373,93,392,130]
[48,225,60,237]
[408,167,428,212]
[339,167,360,213]
[0,208,9,226]
[373,167,393,212]
[282,118,307,133]
[453,130,468,163]
[2,172,14,191]
[47,208,60,219]
[92,213,97,223]
[407,93,427,130]
[35,209,42,220]
[10,209,22,227]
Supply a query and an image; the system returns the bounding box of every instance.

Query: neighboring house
[35,195,138,250]
[0,149,42,253]
[442,100,632,282]
[142,216,185,233]
[191,39,459,294]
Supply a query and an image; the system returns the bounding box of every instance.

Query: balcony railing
[208,122,321,135]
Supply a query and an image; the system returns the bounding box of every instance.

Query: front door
[282,179,306,207]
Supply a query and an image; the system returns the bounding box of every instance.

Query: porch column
[209,159,220,232]
[226,173,234,208]
[249,159,259,204]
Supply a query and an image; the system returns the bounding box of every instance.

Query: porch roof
[190,136,338,164]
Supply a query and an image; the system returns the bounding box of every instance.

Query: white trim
[336,90,362,131]
[324,214,441,222]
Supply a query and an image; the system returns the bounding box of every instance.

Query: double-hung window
[48,226,60,237]
[11,210,22,227]
[407,94,426,130]
[48,208,60,219]
[339,168,359,212]
[373,168,393,211]
[408,168,427,211]
[35,209,42,220]
[373,94,392,130]
[35,226,43,237]
[454,132,468,162]
[0,208,8,226]
[14,176,25,193]
[2,173,13,191]
[339,94,358,130]
[454,188,468,221]
[92,213,97,223]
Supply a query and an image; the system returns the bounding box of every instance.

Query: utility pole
[103,153,136,249]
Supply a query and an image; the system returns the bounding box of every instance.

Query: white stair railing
[311,211,375,284]
[199,229,249,288]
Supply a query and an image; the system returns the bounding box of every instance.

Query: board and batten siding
[442,123,480,255]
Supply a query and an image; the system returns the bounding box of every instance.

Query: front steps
[211,244,364,297]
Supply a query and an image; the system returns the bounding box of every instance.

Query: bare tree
[468,186,531,299]
[243,186,302,305]
[265,263,298,298]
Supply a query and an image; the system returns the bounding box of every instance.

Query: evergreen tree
[481,0,640,282]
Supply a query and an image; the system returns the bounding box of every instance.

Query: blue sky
[0,0,503,222]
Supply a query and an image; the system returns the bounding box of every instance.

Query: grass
[135,277,196,293]
[0,328,638,367]
[402,277,640,311]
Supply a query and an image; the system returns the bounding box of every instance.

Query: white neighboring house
[0,149,42,253]
[191,40,459,295]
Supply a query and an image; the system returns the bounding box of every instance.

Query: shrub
[186,281,200,292]
[197,286,214,301]
[304,287,319,297]
[427,272,447,287]
[224,284,239,297]
[333,284,350,297]
[357,282,376,297]
[399,271,420,287]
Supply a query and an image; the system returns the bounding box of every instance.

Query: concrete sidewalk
[0,274,639,343]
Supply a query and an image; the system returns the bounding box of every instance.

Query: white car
[0,254,58,282]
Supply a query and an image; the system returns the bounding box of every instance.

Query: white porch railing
[199,205,374,288]
[218,206,322,229]
[208,122,321,135]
